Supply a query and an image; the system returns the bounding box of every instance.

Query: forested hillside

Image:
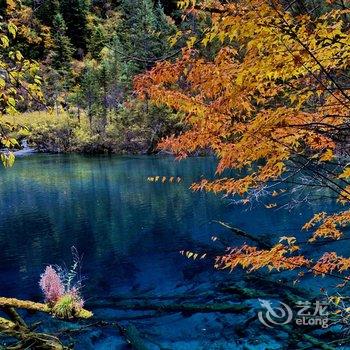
[0,0,183,154]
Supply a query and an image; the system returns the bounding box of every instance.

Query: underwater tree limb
[90,301,250,314]
[0,317,16,332]
[300,336,350,349]
[297,332,336,350]
[212,221,272,249]
[281,324,336,350]
[0,316,66,350]
[219,283,278,299]
[117,323,150,350]
[1,308,28,329]
[245,273,314,298]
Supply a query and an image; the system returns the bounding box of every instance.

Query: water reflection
[0,154,342,301]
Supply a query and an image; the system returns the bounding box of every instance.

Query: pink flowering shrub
[39,247,86,318]
[39,265,64,304]
[69,286,85,308]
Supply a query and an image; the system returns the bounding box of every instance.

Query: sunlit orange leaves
[314,252,350,276]
[214,244,350,278]
[304,211,350,242]
[147,176,182,183]
[135,0,350,285]
[215,244,309,273]
[135,0,348,198]
[180,250,207,260]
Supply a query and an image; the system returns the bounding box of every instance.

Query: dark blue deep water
[0,154,346,349]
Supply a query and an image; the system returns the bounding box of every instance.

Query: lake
[0,154,344,349]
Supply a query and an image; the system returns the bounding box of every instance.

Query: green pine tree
[34,0,60,26]
[87,23,107,59]
[117,0,175,73]
[60,0,91,54]
[51,13,73,71]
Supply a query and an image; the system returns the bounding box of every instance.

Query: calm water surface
[0,154,343,349]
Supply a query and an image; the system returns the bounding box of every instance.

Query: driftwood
[0,298,92,319]
[217,276,339,350]
[0,316,66,350]
[302,334,337,350]
[0,297,93,349]
[2,308,27,330]
[0,317,17,332]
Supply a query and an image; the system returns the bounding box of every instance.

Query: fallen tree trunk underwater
[89,300,250,314]
[117,323,150,350]
[0,222,346,350]
[0,297,93,349]
[0,298,92,319]
[1,278,343,350]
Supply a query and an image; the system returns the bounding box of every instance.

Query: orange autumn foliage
[314,252,350,276]
[303,211,350,242]
[215,244,310,272]
[135,0,350,281]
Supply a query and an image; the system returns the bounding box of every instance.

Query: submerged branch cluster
[0,297,92,348]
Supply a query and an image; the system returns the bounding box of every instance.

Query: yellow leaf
[339,167,350,179]
[187,36,196,48]
[15,50,23,61]
[7,96,15,107]
[0,34,9,48]
[320,149,334,162]
[1,152,15,168]
[7,22,17,38]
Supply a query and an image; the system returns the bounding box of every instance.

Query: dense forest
[0,0,185,154]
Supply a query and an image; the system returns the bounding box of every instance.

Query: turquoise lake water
[0,154,346,349]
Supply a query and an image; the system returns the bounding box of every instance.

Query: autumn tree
[0,0,43,166]
[135,0,350,282]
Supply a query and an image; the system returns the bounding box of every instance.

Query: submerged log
[302,334,337,350]
[2,308,28,329]
[0,317,16,332]
[244,273,314,298]
[93,290,217,303]
[281,324,336,350]
[300,336,350,349]
[0,317,66,350]
[212,221,272,249]
[90,301,250,314]
[118,324,150,350]
[219,282,277,299]
[0,297,93,319]
[0,297,92,349]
